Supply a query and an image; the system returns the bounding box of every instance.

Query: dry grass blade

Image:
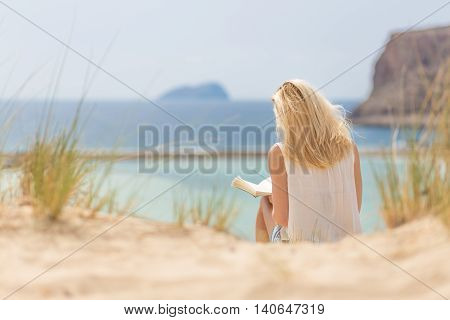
[374,61,450,228]
[172,187,240,233]
[19,109,133,220]
[20,111,93,219]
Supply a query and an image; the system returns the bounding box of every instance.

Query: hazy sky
[0,0,448,101]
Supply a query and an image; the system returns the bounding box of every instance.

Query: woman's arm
[353,143,362,212]
[268,144,289,227]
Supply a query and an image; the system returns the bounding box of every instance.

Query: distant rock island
[158,82,230,102]
[352,25,450,126]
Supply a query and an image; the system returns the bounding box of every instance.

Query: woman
[256,79,362,243]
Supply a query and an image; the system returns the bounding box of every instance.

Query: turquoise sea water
[1,99,397,240]
[105,155,387,240]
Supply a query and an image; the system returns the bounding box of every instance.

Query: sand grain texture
[1,206,449,299]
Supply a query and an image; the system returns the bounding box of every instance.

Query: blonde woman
[256,79,362,243]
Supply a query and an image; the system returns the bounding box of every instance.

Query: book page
[255,178,272,196]
[231,176,271,197]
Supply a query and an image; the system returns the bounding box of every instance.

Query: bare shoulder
[268,144,286,174]
[268,143,283,161]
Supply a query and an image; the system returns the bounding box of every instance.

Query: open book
[231,176,272,197]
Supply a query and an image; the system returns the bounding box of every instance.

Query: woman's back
[280,144,361,242]
[255,79,362,244]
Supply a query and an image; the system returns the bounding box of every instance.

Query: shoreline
[0,148,415,164]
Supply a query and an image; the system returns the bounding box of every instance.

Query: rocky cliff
[352,25,450,126]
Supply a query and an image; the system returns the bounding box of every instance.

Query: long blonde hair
[272,79,353,169]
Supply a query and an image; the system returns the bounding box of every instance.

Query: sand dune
[0,205,449,299]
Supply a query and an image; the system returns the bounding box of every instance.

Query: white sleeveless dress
[276,143,361,243]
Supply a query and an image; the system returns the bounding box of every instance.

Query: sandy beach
[1,205,449,300]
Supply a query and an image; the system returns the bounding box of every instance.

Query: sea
[1,99,400,240]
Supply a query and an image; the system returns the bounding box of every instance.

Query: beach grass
[374,62,450,227]
[18,109,130,220]
[10,48,137,220]
[172,188,240,232]
[20,111,92,219]
[73,162,136,218]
